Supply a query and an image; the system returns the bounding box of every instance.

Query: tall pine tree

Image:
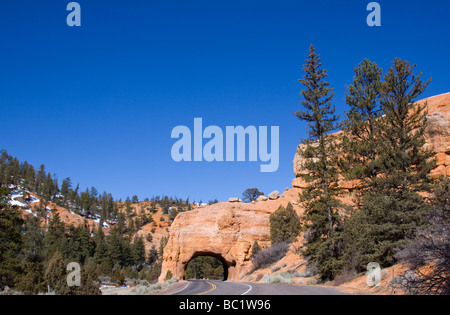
[343,58,435,271]
[0,187,24,290]
[341,59,384,191]
[294,45,344,280]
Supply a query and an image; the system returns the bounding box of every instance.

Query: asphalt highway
[164,280,347,295]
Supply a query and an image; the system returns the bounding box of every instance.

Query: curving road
[164,280,348,295]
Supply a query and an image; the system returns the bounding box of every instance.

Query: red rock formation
[158,189,304,282]
[293,93,450,189]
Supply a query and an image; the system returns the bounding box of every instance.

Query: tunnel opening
[184,252,234,281]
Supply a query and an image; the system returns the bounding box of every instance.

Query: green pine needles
[295,45,345,281]
[295,46,436,281]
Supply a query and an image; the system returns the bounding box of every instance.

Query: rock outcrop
[256,195,268,202]
[158,189,303,282]
[293,93,450,189]
[268,191,280,200]
[425,93,450,177]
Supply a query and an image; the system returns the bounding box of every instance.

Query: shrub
[251,242,290,270]
[296,266,317,278]
[129,278,178,295]
[251,241,262,258]
[396,177,450,295]
[269,203,301,244]
[262,273,294,284]
[165,270,173,281]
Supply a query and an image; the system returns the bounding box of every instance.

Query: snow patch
[9,199,28,208]
[27,196,40,204]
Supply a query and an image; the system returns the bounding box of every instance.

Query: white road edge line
[168,281,191,295]
[241,283,253,295]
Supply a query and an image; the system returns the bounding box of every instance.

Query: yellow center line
[197,281,217,295]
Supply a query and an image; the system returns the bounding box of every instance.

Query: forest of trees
[0,184,166,294]
[185,256,225,280]
[0,151,197,294]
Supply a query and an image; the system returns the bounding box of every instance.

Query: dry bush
[396,178,450,295]
[251,242,290,270]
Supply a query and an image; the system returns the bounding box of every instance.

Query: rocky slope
[9,187,175,255]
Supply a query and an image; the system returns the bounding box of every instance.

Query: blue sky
[1,1,449,202]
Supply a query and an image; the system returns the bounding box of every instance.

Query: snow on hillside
[9,199,28,208]
[6,186,37,216]
[8,188,29,208]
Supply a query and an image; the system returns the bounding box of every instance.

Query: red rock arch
[158,203,273,283]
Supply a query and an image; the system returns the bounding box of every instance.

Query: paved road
[164,280,347,295]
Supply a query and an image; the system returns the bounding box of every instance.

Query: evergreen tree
[107,227,123,267]
[294,45,344,280]
[23,162,36,192]
[147,245,158,266]
[44,213,68,259]
[185,256,224,280]
[21,215,45,264]
[43,173,55,200]
[110,264,125,285]
[70,183,80,206]
[159,236,169,262]
[251,241,262,259]
[17,214,46,294]
[93,224,109,266]
[71,265,101,295]
[169,207,179,222]
[80,188,92,216]
[132,236,146,267]
[45,251,70,295]
[269,203,301,244]
[7,158,21,186]
[16,262,46,294]
[242,188,264,203]
[0,187,24,290]
[121,237,134,267]
[60,177,72,197]
[339,59,384,272]
[67,225,94,265]
[341,59,384,192]
[35,164,46,195]
[342,58,435,271]
[0,150,10,186]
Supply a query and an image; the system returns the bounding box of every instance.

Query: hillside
[5,183,197,261]
[0,163,200,294]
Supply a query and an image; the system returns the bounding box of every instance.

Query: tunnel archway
[184,251,236,281]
